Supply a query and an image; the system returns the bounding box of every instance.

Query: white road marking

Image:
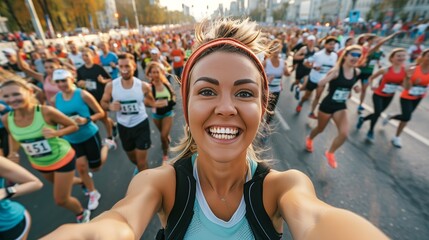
[275,109,290,130]
[351,97,429,147]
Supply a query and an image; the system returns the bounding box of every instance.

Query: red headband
[181,38,268,124]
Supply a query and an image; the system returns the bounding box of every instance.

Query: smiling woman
[42,18,389,240]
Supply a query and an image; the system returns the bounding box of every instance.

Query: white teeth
[209,126,239,140]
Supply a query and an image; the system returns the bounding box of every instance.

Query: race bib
[409,86,427,96]
[382,83,399,94]
[120,100,139,115]
[85,80,97,91]
[332,88,350,102]
[69,114,80,121]
[21,138,52,158]
[270,77,282,86]
[320,64,333,74]
[103,66,112,73]
[174,56,181,62]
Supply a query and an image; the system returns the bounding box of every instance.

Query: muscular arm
[142,81,156,107]
[42,105,78,137]
[81,90,105,121]
[293,47,307,60]
[41,166,172,240]
[318,67,339,87]
[100,82,113,111]
[0,157,43,200]
[275,170,388,240]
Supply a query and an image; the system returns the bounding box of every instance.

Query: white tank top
[265,58,284,93]
[112,77,148,127]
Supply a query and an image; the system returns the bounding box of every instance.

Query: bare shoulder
[265,169,313,193]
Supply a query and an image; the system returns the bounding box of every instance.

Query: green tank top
[7,105,73,170]
[155,85,171,101]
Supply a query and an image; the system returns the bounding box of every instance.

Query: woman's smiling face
[187,51,263,162]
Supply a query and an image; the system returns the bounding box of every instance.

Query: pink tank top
[44,75,60,105]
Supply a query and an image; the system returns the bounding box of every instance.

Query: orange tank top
[401,65,429,100]
[374,66,406,97]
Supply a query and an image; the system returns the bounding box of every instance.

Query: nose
[214,94,237,117]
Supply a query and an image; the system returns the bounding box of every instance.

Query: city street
[12,57,429,239]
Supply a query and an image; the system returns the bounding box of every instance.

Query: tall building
[354,0,380,21]
[248,0,259,12]
[403,0,429,21]
[106,0,119,28]
[230,1,239,16]
[319,0,351,23]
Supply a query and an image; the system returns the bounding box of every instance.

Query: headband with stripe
[180,38,269,124]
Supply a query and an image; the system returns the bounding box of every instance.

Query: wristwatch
[5,186,17,199]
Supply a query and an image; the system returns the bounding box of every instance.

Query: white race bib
[320,65,333,74]
[269,77,282,86]
[409,86,427,96]
[85,80,97,91]
[103,66,112,73]
[174,56,181,62]
[21,138,52,158]
[68,114,81,121]
[120,100,140,115]
[332,89,350,102]
[382,83,399,94]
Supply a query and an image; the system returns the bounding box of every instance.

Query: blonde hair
[336,44,362,68]
[416,49,429,65]
[388,48,406,63]
[145,62,169,84]
[172,18,269,163]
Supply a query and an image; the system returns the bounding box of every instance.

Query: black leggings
[391,98,422,122]
[363,94,393,132]
[266,91,280,125]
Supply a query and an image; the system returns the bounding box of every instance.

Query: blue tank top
[183,155,258,239]
[55,88,98,144]
[0,178,25,232]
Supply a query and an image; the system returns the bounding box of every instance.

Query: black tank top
[325,66,357,103]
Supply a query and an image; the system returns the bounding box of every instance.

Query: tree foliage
[0,0,194,33]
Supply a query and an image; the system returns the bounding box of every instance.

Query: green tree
[272,2,289,21]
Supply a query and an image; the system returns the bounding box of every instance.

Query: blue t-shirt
[0,178,25,232]
[99,52,119,79]
[0,101,11,129]
[55,88,99,144]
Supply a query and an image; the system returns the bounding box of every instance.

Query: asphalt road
[11,51,429,239]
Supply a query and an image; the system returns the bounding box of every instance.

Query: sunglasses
[349,52,362,58]
[54,79,67,83]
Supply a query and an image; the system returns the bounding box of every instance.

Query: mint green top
[7,106,73,170]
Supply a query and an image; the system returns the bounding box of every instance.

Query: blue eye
[236,91,254,98]
[199,89,216,96]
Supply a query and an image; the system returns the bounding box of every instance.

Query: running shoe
[382,114,392,126]
[308,112,317,119]
[391,136,402,148]
[305,136,313,152]
[295,104,302,113]
[356,116,364,130]
[357,105,364,113]
[88,191,101,210]
[294,87,300,100]
[104,138,117,150]
[366,131,375,143]
[112,122,119,138]
[325,151,338,169]
[76,209,91,223]
[290,83,295,92]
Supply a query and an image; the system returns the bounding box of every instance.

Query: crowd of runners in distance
[0,20,427,239]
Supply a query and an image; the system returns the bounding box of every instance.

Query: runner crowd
[0,19,428,239]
